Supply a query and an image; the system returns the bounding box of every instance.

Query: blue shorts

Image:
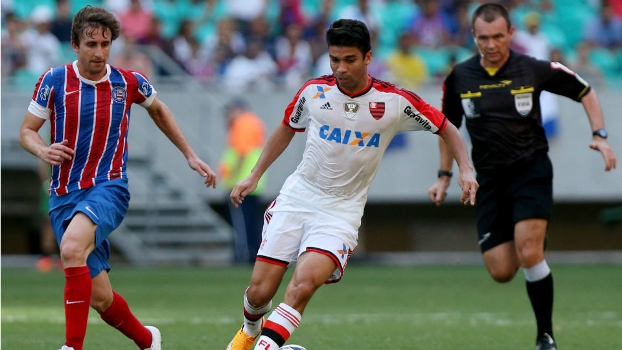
[49,179,130,278]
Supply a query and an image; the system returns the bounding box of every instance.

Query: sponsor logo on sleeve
[291,96,306,123]
[403,106,431,130]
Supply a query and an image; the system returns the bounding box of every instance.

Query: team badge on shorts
[344,101,360,119]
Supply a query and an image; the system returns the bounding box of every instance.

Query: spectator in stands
[277,0,306,30]
[248,15,275,58]
[201,17,246,77]
[136,17,176,76]
[183,36,214,84]
[451,1,477,50]
[406,0,454,48]
[583,1,622,49]
[304,0,334,66]
[50,0,73,43]
[110,36,154,78]
[219,98,267,265]
[171,19,205,75]
[609,0,622,18]
[225,0,266,39]
[274,22,313,88]
[117,0,154,42]
[337,0,381,33]
[18,6,216,350]
[22,5,62,74]
[222,37,278,91]
[571,41,605,87]
[386,31,429,89]
[1,12,27,77]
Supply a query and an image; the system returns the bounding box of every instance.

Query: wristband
[438,170,453,178]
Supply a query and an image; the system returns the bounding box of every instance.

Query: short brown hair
[471,3,512,30]
[71,5,120,46]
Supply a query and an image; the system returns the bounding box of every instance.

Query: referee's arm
[580,89,617,171]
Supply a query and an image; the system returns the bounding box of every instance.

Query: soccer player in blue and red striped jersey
[19,6,217,350]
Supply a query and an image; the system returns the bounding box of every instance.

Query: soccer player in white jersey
[225,19,479,350]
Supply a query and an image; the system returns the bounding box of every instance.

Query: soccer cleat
[58,346,74,350]
[536,333,557,350]
[226,318,264,350]
[144,326,162,350]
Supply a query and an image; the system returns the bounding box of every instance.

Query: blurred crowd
[2,0,622,91]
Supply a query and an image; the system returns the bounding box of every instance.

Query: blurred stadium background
[2,0,622,267]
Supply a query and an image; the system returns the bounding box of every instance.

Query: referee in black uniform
[428,3,617,350]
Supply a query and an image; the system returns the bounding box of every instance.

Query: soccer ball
[279,345,306,350]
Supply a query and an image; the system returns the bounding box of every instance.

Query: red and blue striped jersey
[28,61,157,195]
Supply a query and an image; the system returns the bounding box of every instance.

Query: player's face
[328,45,371,94]
[472,16,514,68]
[72,27,112,81]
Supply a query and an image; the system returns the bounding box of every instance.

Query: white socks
[523,259,551,282]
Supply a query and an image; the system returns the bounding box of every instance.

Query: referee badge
[514,92,533,116]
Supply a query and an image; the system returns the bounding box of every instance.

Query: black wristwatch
[592,128,608,139]
[438,170,453,178]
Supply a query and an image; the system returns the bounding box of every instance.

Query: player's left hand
[589,137,617,171]
[188,156,217,188]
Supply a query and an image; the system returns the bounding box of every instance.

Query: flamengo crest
[369,101,385,120]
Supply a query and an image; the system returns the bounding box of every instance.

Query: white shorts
[257,197,358,283]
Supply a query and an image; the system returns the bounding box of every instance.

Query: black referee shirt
[442,50,590,173]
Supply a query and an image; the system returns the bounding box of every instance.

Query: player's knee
[90,293,112,313]
[59,239,87,265]
[488,265,519,283]
[287,280,317,302]
[246,285,275,307]
[516,245,544,267]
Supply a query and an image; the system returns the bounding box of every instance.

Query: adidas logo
[320,102,333,110]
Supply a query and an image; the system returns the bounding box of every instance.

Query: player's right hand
[41,140,74,166]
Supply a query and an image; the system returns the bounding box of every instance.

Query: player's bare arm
[19,112,74,166]
[230,123,295,207]
[580,89,617,171]
[437,123,478,206]
[428,137,454,206]
[145,97,217,188]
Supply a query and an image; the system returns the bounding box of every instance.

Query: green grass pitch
[2,263,621,349]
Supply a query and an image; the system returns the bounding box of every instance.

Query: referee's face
[472,16,514,68]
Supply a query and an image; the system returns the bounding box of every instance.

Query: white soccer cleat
[144,326,162,350]
[58,346,74,350]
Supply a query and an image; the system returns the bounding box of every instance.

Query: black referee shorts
[475,153,553,253]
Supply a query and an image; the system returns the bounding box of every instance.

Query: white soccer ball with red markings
[279,345,306,350]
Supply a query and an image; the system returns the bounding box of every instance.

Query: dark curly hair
[71,5,120,46]
[326,19,371,57]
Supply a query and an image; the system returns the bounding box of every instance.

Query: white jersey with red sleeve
[277,74,448,228]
